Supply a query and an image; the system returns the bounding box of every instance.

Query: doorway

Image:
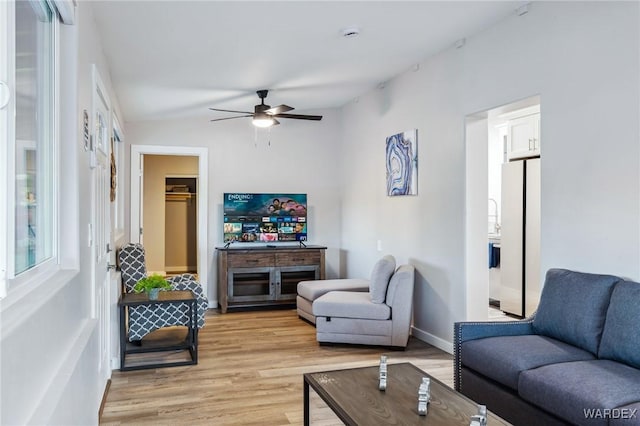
[130,145,210,305]
[465,95,541,321]
[164,176,198,275]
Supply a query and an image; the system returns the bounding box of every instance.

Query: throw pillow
[370,255,396,304]
[532,268,619,355]
[598,281,640,369]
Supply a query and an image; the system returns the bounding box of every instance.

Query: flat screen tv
[223,193,307,244]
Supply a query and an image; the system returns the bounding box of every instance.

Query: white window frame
[1,0,63,304]
[0,0,11,299]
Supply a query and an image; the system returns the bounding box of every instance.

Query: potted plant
[133,274,172,300]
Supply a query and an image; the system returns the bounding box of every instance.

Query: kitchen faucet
[488,198,500,234]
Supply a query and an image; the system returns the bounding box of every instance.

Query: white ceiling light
[252,112,275,128]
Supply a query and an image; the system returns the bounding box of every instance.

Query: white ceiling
[90,1,524,123]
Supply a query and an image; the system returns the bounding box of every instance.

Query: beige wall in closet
[143,155,198,274]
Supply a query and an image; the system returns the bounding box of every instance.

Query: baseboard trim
[411,326,453,354]
[99,379,111,420]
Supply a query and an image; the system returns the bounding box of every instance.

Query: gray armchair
[313,264,416,348]
[118,243,208,341]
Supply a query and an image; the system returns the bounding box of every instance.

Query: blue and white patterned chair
[118,243,208,341]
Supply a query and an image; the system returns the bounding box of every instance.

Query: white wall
[339,1,639,351]
[124,109,344,302]
[0,2,125,424]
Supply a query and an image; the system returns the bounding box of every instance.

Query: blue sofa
[454,269,640,425]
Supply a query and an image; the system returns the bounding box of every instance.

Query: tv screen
[223,193,307,243]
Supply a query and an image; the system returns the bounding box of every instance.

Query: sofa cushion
[599,281,640,369]
[297,278,370,301]
[369,255,396,304]
[532,268,620,354]
[313,291,391,320]
[610,402,640,425]
[461,335,595,390]
[519,360,640,426]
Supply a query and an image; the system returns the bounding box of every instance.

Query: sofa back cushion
[385,264,415,307]
[532,268,620,355]
[598,281,640,368]
[370,255,396,304]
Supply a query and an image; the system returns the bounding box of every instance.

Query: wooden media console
[216,245,326,313]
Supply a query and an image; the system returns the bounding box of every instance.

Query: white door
[91,65,112,384]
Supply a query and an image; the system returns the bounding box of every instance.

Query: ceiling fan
[209,90,322,128]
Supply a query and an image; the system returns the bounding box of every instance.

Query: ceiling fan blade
[210,115,253,122]
[209,107,253,114]
[265,104,294,115]
[273,113,323,121]
[272,118,280,126]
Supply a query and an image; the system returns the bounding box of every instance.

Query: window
[13,0,56,275]
[2,0,59,293]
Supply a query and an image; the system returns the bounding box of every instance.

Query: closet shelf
[165,192,195,201]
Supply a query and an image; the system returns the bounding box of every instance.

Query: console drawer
[276,251,321,266]
[227,252,275,267]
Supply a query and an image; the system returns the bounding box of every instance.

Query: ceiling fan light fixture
[252,112,274,128]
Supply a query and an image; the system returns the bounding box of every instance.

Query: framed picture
[386,129,418,196]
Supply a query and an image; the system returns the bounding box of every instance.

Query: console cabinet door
[227,266,275,303]
[276,265,320,300]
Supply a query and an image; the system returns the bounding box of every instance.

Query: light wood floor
[100,308,453,425]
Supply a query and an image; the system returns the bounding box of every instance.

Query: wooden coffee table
[303,362,509,425]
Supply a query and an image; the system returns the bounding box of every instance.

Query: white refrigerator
[500,157,541,317]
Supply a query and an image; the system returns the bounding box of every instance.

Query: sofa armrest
[453,318,535,391]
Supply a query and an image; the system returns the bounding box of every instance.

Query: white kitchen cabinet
[507,112,540,160]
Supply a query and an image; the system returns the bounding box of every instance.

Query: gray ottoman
[296,278,369,324]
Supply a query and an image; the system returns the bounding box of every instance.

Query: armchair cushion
[531,268,620,354]
[313,291,391,320]
[297,278,369,301]
[461,335,595,390]
[369,255,396,303]
[598,281,640,369]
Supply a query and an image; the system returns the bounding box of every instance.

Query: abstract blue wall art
[386,129,418,196]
